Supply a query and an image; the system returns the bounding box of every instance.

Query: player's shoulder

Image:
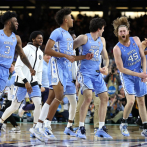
[132,36,140,42]
[113,44,120,51]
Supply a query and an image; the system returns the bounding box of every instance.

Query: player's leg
[77,88,92,139]
[93,93,100,134]
[64,94,77,136]
[73,89,84,132]
[0,87,25,135]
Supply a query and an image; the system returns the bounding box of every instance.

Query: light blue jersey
[117,37,147,97]
[78,33,103,75]
[0,30,17,69]
[117,37,141,72]
[48,27,74,91]
[77,34,107,95]
[0,30,17,93]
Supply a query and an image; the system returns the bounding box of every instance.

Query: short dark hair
[55,8,71,25]
[29,31,43,42]
[1,11,17,24]
[89,18,106,32]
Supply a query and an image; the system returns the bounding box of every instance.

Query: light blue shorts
[0,66,9,92]
[48,57,69,92]
[120,72,147,97]
[64,81,76,95]
[77,72,107,95]
[12,85,41,102]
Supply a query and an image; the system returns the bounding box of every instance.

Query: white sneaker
[31,127,44,142]
[43,125,56,140]
[18,105,25,117]
[9,126,21,133]
[141,129,147,137]
[120,124,130,137]
[2,123,6,132]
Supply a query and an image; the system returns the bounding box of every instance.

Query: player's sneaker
[9,126,21,133]
[120,124,130,137]
[141,129,147,137]
[30,133,36,138]
[1,123,6,132]
[64,126,77,137]
[95,126,113,139]
[18,105,25,117]
[43,126,56,140]
[30,127,44,142]
[73,127,79,133]
[76,126,86,139]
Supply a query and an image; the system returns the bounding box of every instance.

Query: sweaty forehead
[118,26,128,32]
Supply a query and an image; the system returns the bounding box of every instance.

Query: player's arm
[73,35,87,49]
[113,45,147,79]
[134,36,146,73]
[15,35,35,76]
[99,37,109,75]
[141,38,147,55]
[73,35,93,61]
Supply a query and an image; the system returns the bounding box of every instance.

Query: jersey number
[5,46,10,54]
[67,43,73,50]
[89,49,99,57]
[128,53,138,61]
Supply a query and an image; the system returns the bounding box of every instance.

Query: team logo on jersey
[39,55,42,60]
[1,34,4,36]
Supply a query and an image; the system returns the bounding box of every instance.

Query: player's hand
[25,82,32,94]
[41,87,45,92]
[65,55,75,63]
[141,78,147,83]
[99,66,108,75]
[139,72,147,79]
[30,68,36,76]
[85,53,94,60]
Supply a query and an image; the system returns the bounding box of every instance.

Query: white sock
[33,123,36,128]
[143,121,147,124]
[44,119,51,127]
[35,122,43,128]
[67,122,72,128]
[79,122,84,127]
[39,103,50,121]
[99,122,105,129]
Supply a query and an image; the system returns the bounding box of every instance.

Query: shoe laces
[80,126,86,134]
[102,126,108,133]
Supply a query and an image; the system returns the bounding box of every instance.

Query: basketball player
[113,16,147,137]
[73,17,112,139]
[31,8,93,141]
[0,11,35,97]
[0,31,43,135]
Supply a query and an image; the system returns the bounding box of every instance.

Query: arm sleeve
[14,47,29,81]
[6,72,16,87]
[36,52,43,85]
[49,29,62,42]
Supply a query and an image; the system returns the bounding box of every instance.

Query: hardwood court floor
[0,123,147,147]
